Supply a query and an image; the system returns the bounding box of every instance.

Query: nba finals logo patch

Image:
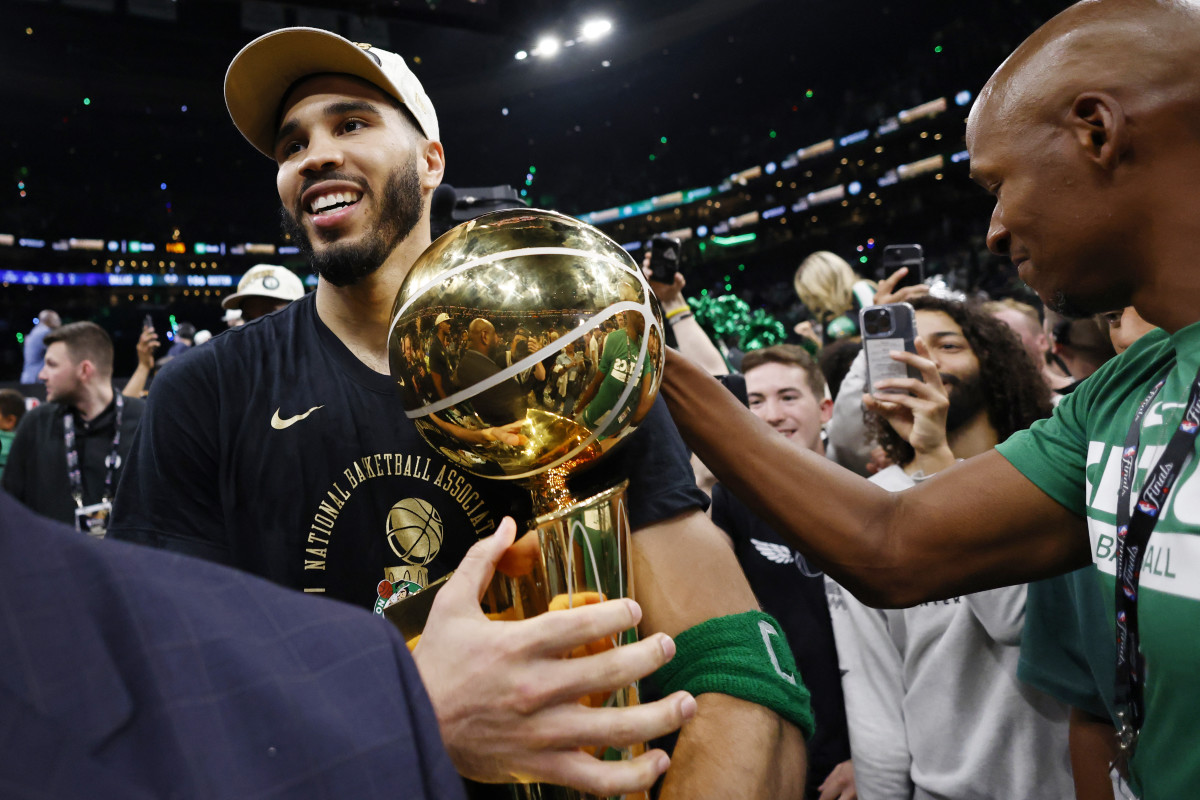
[1181,419,1199,434]
[1137,498,1159,517]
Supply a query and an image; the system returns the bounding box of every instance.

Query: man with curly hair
[830,297,1071,799]
[864,297,1053,472]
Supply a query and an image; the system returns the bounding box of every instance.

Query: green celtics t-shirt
[581,329,650,428]
[998,320,1200,800]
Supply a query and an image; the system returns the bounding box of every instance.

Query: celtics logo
[374,577,423,615]
[386,497,444,565]
[375,498,444,613]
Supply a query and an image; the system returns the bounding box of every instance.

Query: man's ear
[420,140,446,191]
[1068,92,1127,171]
[77,359,95,382]
[819,397,834,424]
[1034,332,1050,355]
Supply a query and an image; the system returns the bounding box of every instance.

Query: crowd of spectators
[6,3,1196,798]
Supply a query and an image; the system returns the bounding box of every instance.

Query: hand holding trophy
[387,209,674,800]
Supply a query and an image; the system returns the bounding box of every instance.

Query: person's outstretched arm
[661,348,1090,606]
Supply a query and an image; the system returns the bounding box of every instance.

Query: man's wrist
[651,610,814,740]
[661,296,690,314]
[907,445,957,480]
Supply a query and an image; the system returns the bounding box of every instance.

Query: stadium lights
[514,50,528,60]
[534,36,560,57]
[580,19,612,40]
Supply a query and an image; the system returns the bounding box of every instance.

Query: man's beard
[1046,290,1093,320]
[280,158,424,288]
[942,371,986,432]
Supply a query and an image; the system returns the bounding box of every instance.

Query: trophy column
[482,477,646,800]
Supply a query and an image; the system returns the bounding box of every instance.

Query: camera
[861,306,893,336]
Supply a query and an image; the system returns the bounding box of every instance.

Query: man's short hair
[981,297,1042,330]
[741,344,826,400]
[0,389,25,423]
[45,322,114,377]
[818,339,863,400]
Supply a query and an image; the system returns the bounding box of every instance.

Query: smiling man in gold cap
[110,25,809,799]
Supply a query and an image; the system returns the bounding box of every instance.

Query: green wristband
[652,610,815,740]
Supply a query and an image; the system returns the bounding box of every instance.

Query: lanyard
[62,394,125,510]
[1113,368,1200,756]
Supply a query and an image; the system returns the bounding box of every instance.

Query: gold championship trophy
[385,208,665,800]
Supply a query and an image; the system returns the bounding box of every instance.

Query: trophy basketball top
[388,208,664,483]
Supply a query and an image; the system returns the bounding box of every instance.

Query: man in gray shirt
[826,297,1071,799]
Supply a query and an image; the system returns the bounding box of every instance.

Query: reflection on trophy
[386,208,664,800]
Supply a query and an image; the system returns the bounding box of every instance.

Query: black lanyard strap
[62,393,125,510]
[1113,368,1200,755]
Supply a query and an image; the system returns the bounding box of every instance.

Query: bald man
[661,2,1200,797]
[453,318,526,425]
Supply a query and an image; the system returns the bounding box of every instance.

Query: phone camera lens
[865,309,891,336]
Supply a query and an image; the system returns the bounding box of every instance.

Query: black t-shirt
[427,335,452,389]
[711,482,851,792]
[110,293,706,612]
[3,395,145,525]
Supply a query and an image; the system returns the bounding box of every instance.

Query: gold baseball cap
[224,26,439,159]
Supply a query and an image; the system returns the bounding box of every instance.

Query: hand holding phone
[860,303,922,395]
[861,311,959,472]
[647,236,682,284]
[879,244,925,295]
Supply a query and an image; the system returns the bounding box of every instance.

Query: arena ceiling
[3,0,1072,244]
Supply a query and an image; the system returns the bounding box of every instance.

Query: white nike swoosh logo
[271,405,324,430]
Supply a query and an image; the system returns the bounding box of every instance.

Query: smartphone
[143,313,154,331]
[860,302,922,394]
[647,235,682,283]
[880,244,925,291]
